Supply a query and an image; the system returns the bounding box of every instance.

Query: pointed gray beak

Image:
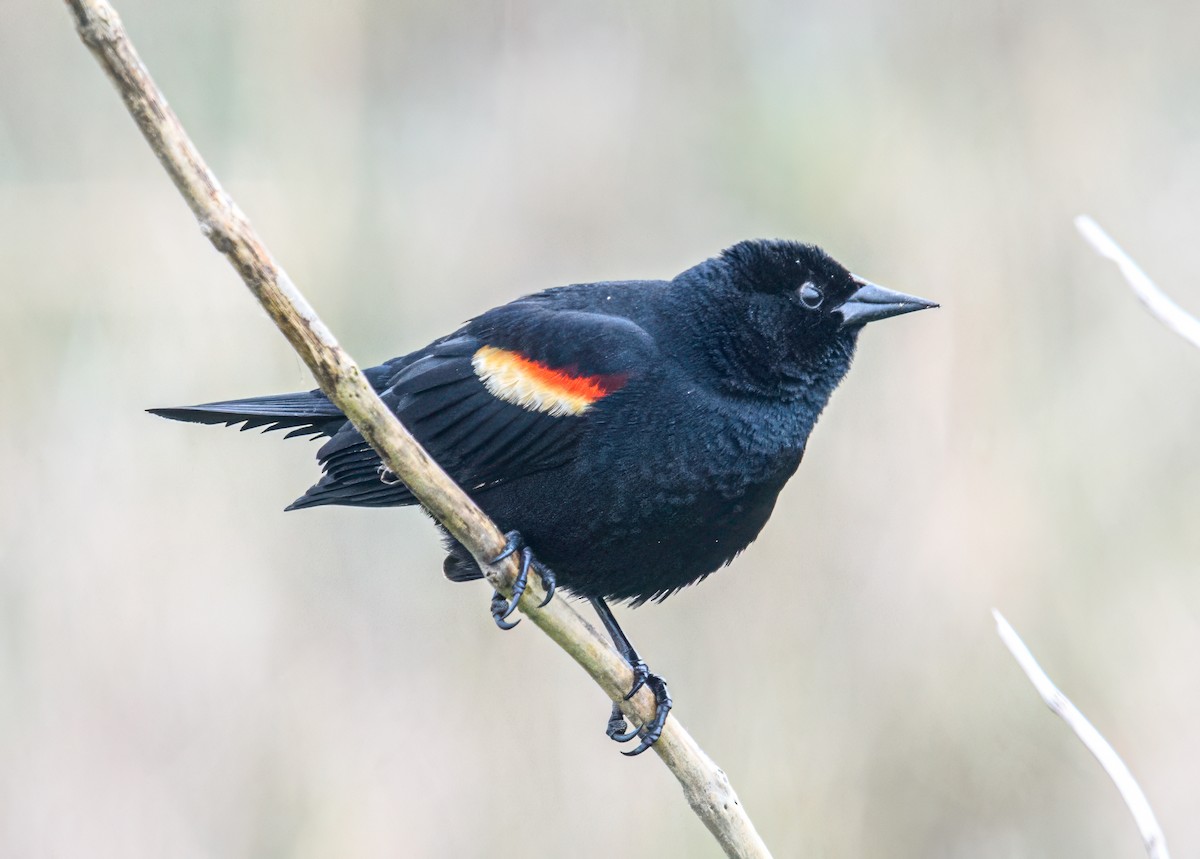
[836,276,938,328]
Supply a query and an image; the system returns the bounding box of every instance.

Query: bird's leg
[488,530,557,630]
[590,597,673,757]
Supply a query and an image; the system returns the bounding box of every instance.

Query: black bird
[151,239,936,755]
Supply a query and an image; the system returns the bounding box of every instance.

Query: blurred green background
[3,0,1200,856]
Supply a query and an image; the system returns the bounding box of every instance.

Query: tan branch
[1075,215,1200,350]
[64,1,771,855]
[993,611,1170,859]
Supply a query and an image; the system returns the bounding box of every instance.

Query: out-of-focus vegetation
[3,1,1200,856]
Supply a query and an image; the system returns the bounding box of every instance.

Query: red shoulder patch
[472,346,629,416]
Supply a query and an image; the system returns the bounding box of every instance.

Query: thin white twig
[1075,214,1200,350]
[993,610,1170,859]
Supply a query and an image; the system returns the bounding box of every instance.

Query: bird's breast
[585,385,811,519]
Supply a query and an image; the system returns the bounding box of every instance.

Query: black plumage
[151,238,936,754]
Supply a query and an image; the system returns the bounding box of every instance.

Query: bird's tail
[147,390,345,439]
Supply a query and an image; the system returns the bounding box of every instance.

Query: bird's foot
[488,530,557,630]
[606,664,672,756]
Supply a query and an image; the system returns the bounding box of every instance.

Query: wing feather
[287,308,657,509]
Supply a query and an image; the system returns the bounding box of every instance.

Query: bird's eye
[799,282,823,309]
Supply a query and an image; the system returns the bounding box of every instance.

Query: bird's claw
[606,703,638,742]
[490,546,530,629]
[607,668,672,756]
[620,673,673,756]
[536,565,557,607]
[490,530,524,565]
[624,659,649,700]
[488,531,557,630]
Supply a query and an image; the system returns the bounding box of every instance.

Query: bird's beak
[837,276,938,328]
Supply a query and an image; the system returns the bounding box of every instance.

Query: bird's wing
[287,304,657,509]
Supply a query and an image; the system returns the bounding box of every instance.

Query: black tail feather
[443,544,485,582]
[148,391,346,437]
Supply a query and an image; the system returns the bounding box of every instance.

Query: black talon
[606,702,639,742]
[621,673,673,757]
[590,597,674,756]
[505,547,532,620]
[487,532,558,629]
[490,530,523,565]
[490,590,519,630]
[491,546,532,629]
[535,562,557,607]
[624,660,649,700]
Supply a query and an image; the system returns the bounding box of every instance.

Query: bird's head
[720,238,937,334]
[676,239,937,398]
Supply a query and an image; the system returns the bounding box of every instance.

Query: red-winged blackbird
[152,239,936,754]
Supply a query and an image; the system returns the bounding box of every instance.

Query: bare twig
[993,610,1170,859]
[64,1,771,855]
[1075,215,1200,350]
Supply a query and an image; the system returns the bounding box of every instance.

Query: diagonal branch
[993,611,1170,859]
[63,1,771,856]
[1075,215,1200,351]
